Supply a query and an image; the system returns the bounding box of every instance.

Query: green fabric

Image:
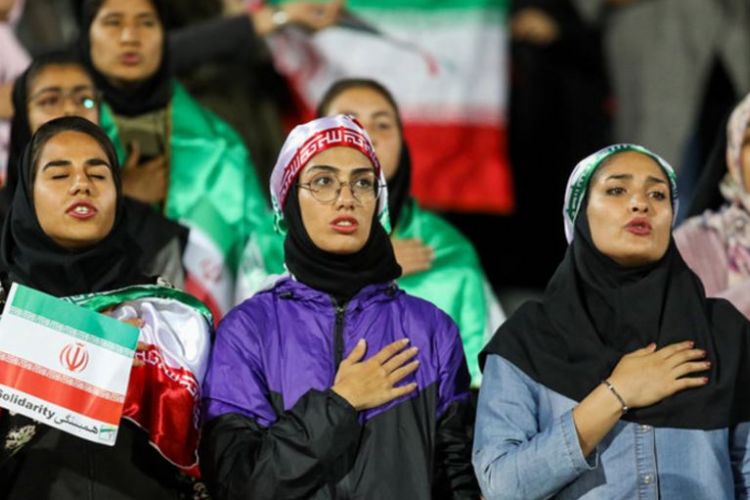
[100,82,278,277]
[394,199,501,386]
[10,284,138,354]
[236,213,286,297]
[67,284,213,325]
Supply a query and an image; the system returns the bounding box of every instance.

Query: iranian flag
[269,0,513,213]
[71,285,213,472]
[0,284,139,445]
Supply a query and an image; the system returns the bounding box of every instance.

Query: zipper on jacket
[333,302,347,367]
[332,301,352,498]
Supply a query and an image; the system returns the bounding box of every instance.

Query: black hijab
[482,150,750,429]
[317,78,413,228]
[283,184,401,304]
[80,0,172,117]
[0,52,189,268]
[3,51,86,218]
[687,109,733,217]
[0,116,148,297]
[386,144,412,228]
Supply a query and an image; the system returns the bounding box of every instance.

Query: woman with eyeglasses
[200,115,478,499]
[314,78,505,388]
[0,50,188,288]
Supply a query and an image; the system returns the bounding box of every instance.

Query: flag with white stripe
[0,284,139,445]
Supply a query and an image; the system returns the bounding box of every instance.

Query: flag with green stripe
[0,284,139,445]
[269,0,513,213]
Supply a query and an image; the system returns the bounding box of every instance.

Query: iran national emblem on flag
[0,284,212,473]
[0,284,139,444]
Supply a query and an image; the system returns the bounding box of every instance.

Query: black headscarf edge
[0,116,146,296]
[79,0,172,117]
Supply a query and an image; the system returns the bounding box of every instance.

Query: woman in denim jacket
[473,144,750,499]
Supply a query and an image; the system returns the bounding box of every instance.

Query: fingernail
[705,361,711,367]
[358,339,365,345]
[688,341,695,347]
[411,347,419,353]
[402,338,410,344]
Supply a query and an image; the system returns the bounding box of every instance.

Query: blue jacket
[473,354,750,499]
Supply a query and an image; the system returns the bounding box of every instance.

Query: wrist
[331,384,360,411]
[602,379,629,414]
[328,388,359,413]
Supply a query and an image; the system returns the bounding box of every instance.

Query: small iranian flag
[0,284,139,445]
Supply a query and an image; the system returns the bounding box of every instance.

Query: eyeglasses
[28,88,100,113]
[298,172,382,204]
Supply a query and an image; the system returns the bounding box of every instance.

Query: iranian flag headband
[270,115,391,233]
[563,143,679,243]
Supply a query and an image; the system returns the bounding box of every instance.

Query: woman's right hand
[608,341,710,409]
[332,338,420,411]
[252,0,343,36]
[391,237,434,277]
[121,142,168,204]
[510,8,560,45]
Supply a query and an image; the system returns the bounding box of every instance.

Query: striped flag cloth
[70,285,213,472]
[269,0,513,214]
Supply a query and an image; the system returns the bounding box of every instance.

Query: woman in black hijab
[0,116,211,499]
[201,115,478,499]
[316,78,504,388]
[79,0,277,318]
[1,50,188,287]
[2,51,99,216]
[0,116,144,295]
[473,144,750,499]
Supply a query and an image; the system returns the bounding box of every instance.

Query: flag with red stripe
[70,285,213,472]
[0,284,139,445]
[269,0,513,214]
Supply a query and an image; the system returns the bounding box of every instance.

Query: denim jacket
[473,354,750,499]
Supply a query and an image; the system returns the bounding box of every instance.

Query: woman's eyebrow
[604,173,632,181]
[305,165,339,173]
[351,167,376,175]
[29,86,63,100]
[42,160,72,171]
[645,176,667,185]
[85,158,111,167]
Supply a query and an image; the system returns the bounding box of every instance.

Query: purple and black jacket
[200,277,478,499]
